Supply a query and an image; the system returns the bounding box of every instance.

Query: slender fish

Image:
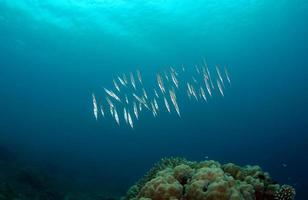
[104,88,122,103]
[156,73,165,93]
[203,74,212,97]
[164,71,169,81]
[138,102,142,112]
[154,98,159,111]
[109,105,114,117]
[195,65,200,74]
[224,66,231,85]
[124,107,128,124]
[142,88,148,99]
[164,97,171,113]
[127,110,134,129]
[133,93,146,105]
[113,79,120,92]
[217,79,224,97]
[133,102,139,120]
[136,70,143,84]
[190,85,198,100]
[92,94,98,120]
[113,107,120,125]
[182,65,185,72]
[169,89,180,117]
[118,76,126,86]
[216,66,224,87]
[200,87,207,102]
[203,59,214,89]
[100,105,105,117]
[171,71,179,88]
[125,95,129,104]
[106,97,114,108]
[122,73,128,84]
[151,102,157,117]
[130,72,136,89]
[154,89,159,98]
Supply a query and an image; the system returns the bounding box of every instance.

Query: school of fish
[92,61,231,129]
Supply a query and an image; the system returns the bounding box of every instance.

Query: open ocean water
[0,0,307,199]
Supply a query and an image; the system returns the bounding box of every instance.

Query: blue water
[0,0,307,199]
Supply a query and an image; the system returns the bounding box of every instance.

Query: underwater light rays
[3,0,264,36]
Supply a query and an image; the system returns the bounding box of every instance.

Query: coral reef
[123,158,295,200]
[125,157,194,200]
[274,185,296,200]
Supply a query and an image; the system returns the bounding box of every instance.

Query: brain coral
[123,157,295,200]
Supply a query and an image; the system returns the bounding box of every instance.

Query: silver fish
[106,97,114,108]
[118,76,126,86]
[224,66,231,85]
[113,79,120,92]
[109,105,114,117]
[187,83,192,95]
[92,94,98,120]
[190,85,198,101]
[136,70,143,84]
[133,93,145,105]
[195,65,200,74]
[133,102,139,120]
[154,89,159,98]
[151,102,157,117]
[203,74,212,97]
[200,87,207,102]
[125,95,129,104]
[124,107,128,124]
[142,88,148,99]
[208,69,214,89]
[130,72,136,89]
[156,73,165,93]
[113,107,120,125]
[133,93,149,110]
[106,97,115,117]
[170,67,178,76]
[100,105,105,117]
[192,76,198,83]
[182,65,185,72]
[201,66,205,74]
[164,97,171,113]
[104,88,122,103]
[203,59,214,89]
[164,71,169,81]
[169,89,180,117]
[142,97,150,110]
[216,66,224,87]
[127,110,134,129]
[171,71,179,88]
[153,98,159,111]
[139,102,142,112]
[122,73,128,84]
[187,89,192,99]
[217,79,224,97]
